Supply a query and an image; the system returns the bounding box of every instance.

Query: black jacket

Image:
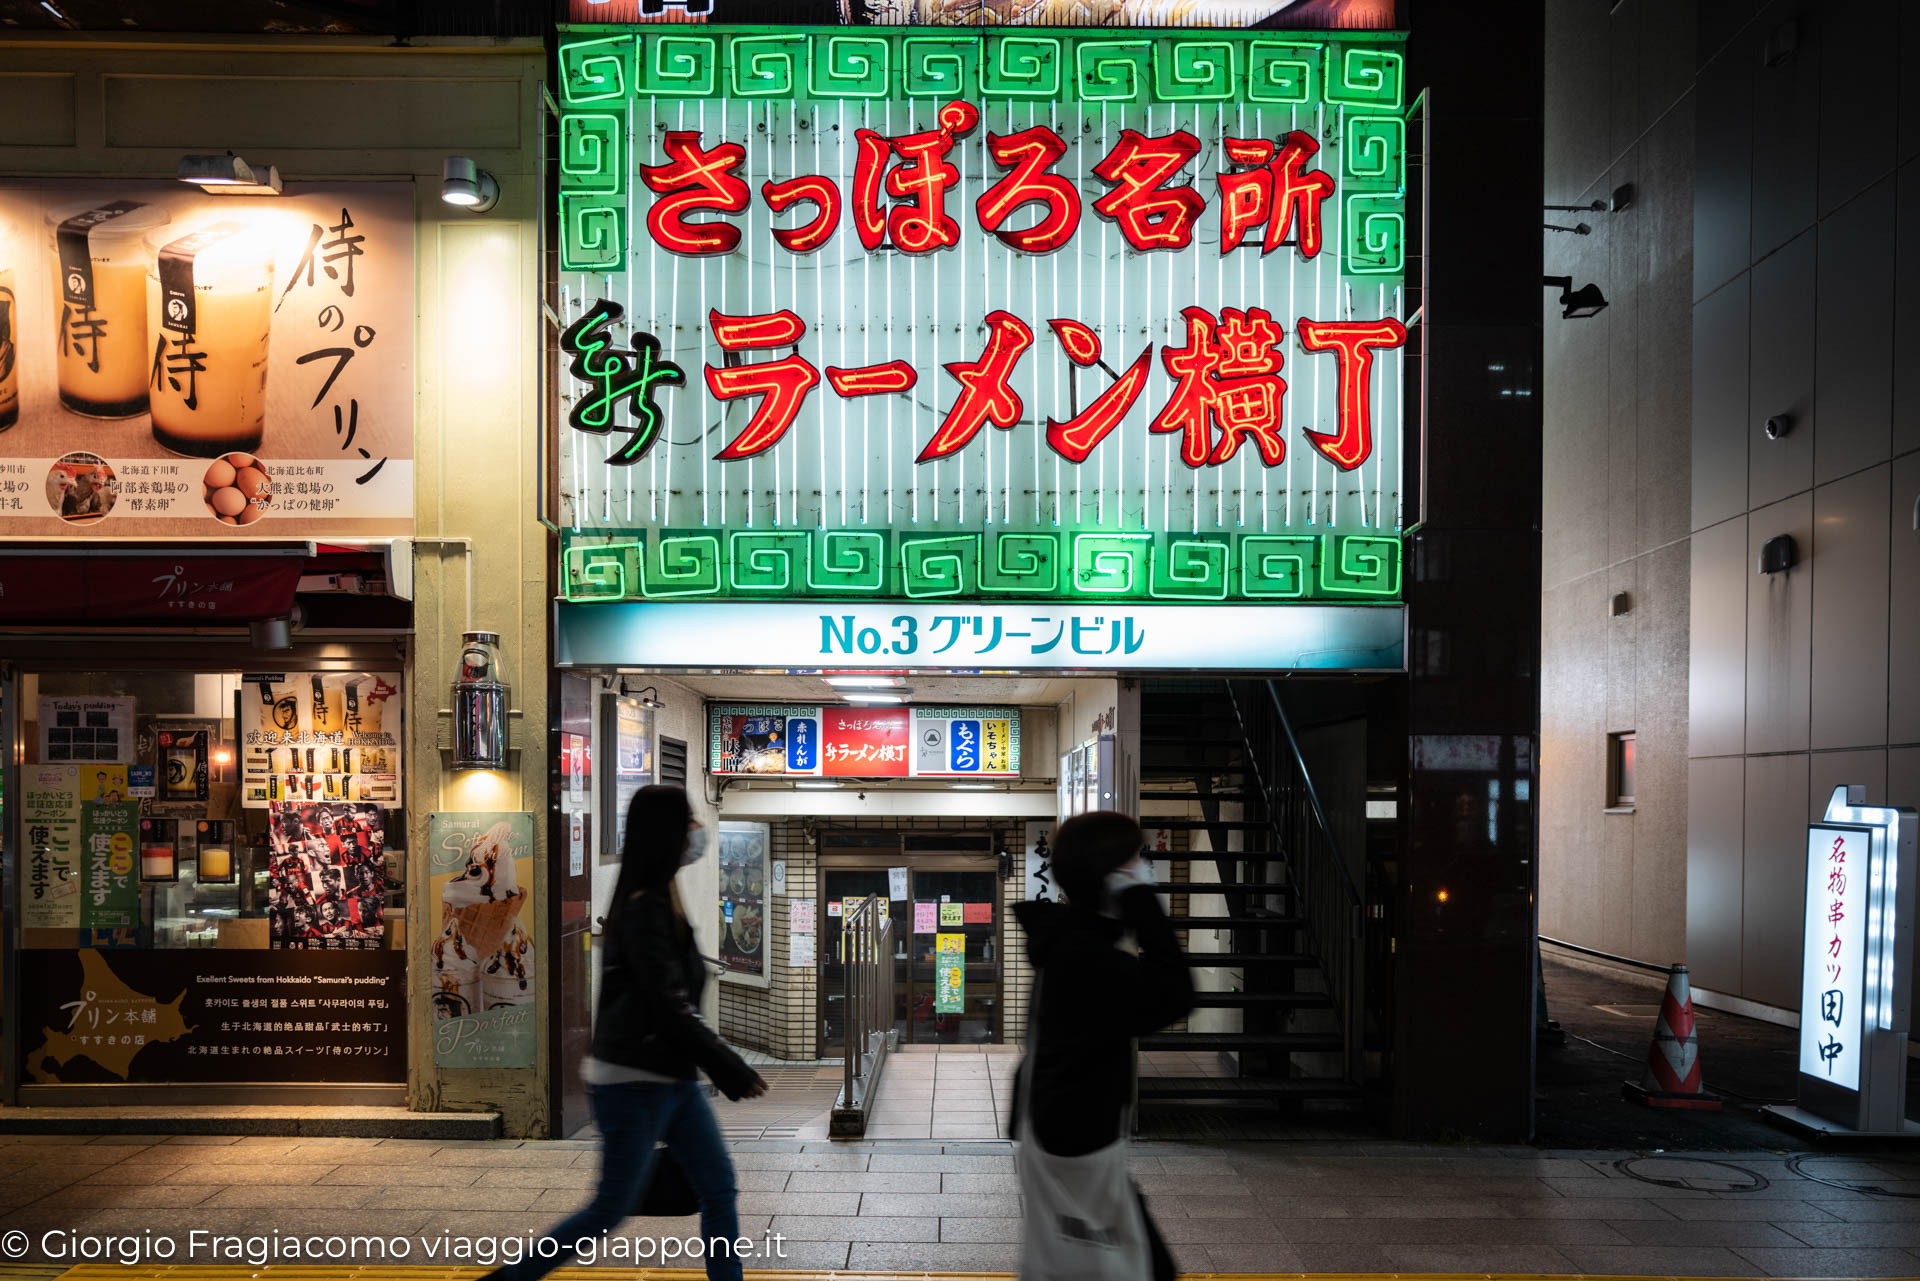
[592,887,760,1100]
[1011,886,1194,1156]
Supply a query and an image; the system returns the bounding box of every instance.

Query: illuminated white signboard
[1799,823,1867,1091]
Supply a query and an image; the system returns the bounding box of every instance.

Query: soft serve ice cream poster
[429,812,536,1069]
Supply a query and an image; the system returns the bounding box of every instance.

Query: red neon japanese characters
[1048,318,1103,367]
[1296,316,1407,470]
[640,132,750,256]
[1091,129,1206,253]
[762,175,841,254]
[918,310,1034,463]
[706,309,821,461]
[854,100,981,255]
[978,126,1081,254]
[1218,132,1335,258]
[1050,349,1154,464]
[827,360,918,397]
[1151,307,1289,469]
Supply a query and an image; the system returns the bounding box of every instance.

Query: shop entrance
[818,841,1001,1053]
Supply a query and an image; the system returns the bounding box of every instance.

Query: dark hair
[1052,811,1146,907]
[611,785,694,907]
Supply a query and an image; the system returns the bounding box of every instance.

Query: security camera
[1764,413,1793,440]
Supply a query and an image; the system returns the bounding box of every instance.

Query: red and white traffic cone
[1621,965,1722,1111]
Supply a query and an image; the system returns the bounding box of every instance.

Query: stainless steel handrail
[840,896,893,1109]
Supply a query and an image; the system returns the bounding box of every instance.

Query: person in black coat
[491,786,766,1281]
[1011,810,1194,1281]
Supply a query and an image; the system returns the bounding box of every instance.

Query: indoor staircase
[1136,678,1367,1109]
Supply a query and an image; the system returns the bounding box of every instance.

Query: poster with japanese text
[21,765,83,931]
[19,947,404,1085]
[239,671,401,808]
[935,933,965,1014]
[429,812,537,1069]
[1800,824,1868,1092]
[0,181,413,538]
[37,696,133,764]
[709,704,1021,778]
[79,800,139,930]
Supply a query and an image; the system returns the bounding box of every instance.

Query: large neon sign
[556,26,1411,606]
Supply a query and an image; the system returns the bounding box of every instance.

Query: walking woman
[1011,811,1194,1280]
[491,785,767,1281]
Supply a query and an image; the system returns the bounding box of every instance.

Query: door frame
[816,846,1004,1049]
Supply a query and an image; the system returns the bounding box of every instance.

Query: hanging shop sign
[0,181,414,538]
[239,671,401,808]
[19,947,404,1085]
[555,26,1410,609]
[429,813,538,1069]
[563,0,1398,29]
[710,702,1020,777]
[1783,786,1917,1134]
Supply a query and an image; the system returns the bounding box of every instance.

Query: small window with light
[1607,732,1636,811]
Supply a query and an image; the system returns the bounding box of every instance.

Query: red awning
[0,545,309,624]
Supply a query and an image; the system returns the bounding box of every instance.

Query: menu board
[710,704,1020,778]
[37,696,133,763]
[717,822,769,984]
[239,671,401,808]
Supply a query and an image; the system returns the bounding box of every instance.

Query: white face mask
[680,824,709,866]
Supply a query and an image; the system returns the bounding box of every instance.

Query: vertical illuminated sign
[1800,824,1867,1090]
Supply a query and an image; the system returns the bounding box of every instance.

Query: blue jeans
[503,1080,742,1281]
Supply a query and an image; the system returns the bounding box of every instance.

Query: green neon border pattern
[562,528,1401,605]
[557,25,1408,276]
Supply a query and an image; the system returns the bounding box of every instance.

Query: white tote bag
[1013,1036,1152,1279]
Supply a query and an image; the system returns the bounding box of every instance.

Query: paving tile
[1501,1196,1678,1219]
[755,1238,852,1269]
[1285,1243,1400,1271]
[940,1171,1021,1193]
[1275,1216,1632,1246]
[427,1148,582,1167]
[1142,1193,1265,1218]
[736,1190,862,1216]
[1381,1243,1581,1273]
[769,1213,937,1241]
[730,1151,870,1171]
[318,1164,487,1187]
[847,1240,1021,1271]
[1814,1196,1920,1221]
[527,1188,592,1212]
[862,1124,933,1139]
[159,1163,332,1185]
[785,1170,939,1193]
[1731,1246,1920,1277]
[0,1175,100,1205]
[1554,1243,1771,1273]
[38,1183,226,1209]
[1776,1219,1920,1247]
[939,1216,1023,1242]
[1657,1196,1841,1220]
[933,1123,1005,1139]
[1542,1175,1713,1199]
[377,1186,544,1211]
[1204,1243,1308,1270]
[200,1184,384,1209]
[860,1191,1021,1217]
[869,1152,1012,1172]
[410,1211,567,1242]
[1154,1215,1288,1244]
[1604,1218,1808,1247]
[156,1135,244,1146]
[465,1167,595,1189]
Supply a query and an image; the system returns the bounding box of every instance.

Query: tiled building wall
[717,812,1036,1057]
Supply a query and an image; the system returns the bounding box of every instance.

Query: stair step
[1136,1075,1359,1100]
[1172,915,1304,930]
[1140,1031,1343,1051]
[1139,791,1267,802]
[1180,952,1316,967]
[1154,881,1293,894]
[1188,991,1331,1008]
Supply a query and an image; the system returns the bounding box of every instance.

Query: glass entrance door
[817,853,1001,1050]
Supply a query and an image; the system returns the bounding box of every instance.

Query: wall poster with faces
[0,181,413,538]
[238,671,401,809]
[265,800,388,949]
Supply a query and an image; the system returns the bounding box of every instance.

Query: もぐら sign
[556,28,1409,609]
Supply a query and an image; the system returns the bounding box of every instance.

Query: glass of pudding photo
[145,221,272,457]
[44,200,170,417]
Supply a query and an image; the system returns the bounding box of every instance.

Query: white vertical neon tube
[865,101,877,526]
[645,102,661,528]
[1100,102,1110,529]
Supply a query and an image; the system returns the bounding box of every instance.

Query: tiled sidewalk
[863,1043,1018,1139]
[4,1131,1920,1276]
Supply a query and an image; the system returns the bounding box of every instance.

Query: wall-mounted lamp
[1543,275,1609,319]
[1759,534,1798,575]
[1764,413,1794,440]
[452,630,510,770]
[249,615,292,651]
[1544,221,1592,236]
[178,153,282,196]
[615,677,666,709]
[442,156,500,213]
[1545,184,1634,216]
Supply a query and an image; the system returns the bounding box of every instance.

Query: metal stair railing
[1224,679,1367,1088]
[830,896,893,1136]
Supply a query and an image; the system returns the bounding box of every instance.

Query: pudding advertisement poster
[428,812,537,1070]
[0,181,413,537]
